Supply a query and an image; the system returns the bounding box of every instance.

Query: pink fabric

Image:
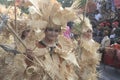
[64,26,71,39]
[112,21,119,27]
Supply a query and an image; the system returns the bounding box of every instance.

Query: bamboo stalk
[83,0,88,21]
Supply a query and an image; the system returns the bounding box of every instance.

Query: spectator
[99,30,110,51]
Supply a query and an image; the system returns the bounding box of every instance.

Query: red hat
[112,21,119,26]
[112,21,119,28]
[99,23,105,27]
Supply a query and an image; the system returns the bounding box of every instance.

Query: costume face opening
[44,27,61,41]
[82,29,93,39]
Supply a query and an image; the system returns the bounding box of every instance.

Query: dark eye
[26,30,30,32]
[87,30,93,33]
[47,28,53,31]
[54,29,60,32]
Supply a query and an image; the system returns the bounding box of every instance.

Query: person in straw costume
[0,4,30,80]
[23,0,80,80]
[71,14,100,80]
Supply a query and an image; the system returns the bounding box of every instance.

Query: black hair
[67,21,74,29]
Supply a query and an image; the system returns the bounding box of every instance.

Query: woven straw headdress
[27,0,77,30]
[72,14,93,35]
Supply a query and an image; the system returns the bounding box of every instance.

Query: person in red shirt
[111,38,120,50]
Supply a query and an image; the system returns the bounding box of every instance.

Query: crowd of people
[85,0,120,50]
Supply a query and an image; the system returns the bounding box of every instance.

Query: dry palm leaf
[29,0,42,16]
[28,0,77,30]
[72,0,88,9]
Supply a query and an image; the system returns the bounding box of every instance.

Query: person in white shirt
[100,30,110,50]
[99,30,110,62]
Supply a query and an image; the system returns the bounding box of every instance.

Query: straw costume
[23,0,79,80]
[70,0,101,79]
[72,14,100,80]
[0,4,29,80]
